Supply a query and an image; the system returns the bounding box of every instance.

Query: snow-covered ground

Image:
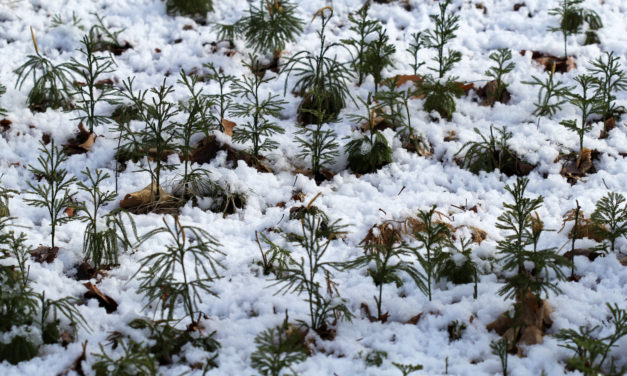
[0,0,626,375]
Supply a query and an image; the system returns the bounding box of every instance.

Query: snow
[0,0,626,375]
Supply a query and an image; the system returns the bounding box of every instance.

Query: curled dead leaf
[222,118,236,136]
[119,183,176,213]
[83,282,118,313]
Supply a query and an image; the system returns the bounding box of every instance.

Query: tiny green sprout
[490,337,509,376]
[559,74,603,152]
[548,0,602,57]
[591,192,627,253]
[485,48,515,105]
[589,51,627,123]
[523,62,572,120]
[295,108,339,181]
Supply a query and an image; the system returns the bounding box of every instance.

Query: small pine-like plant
[548,0,602,58]
[238,0,304,55]
[523,62,572,120]
[363,27,396,95]
[273,207,352,335]
[407,32,425,76]
[110,103,142,193]
[340,228,423,321]
[342,4,379,86]
[133,216,224,325]
[76,167,118,269]
[250,311,307,376]
[25,140,77,250]
[90,14,127,53]
[165,0,213,19]
[282,7,355,124]
[121,77,179,200]
[204,63,237,132]
[341,4,386,87]
[0,179,16,217]
[456,126,525,176]
[66,29,120,133]
[422,0,461,79]
[295,109,339,181]
[173,70,217,200]
[14,30,73,112]
[559,74,602,152]
[589,52,627,122]
[256,231,292,277]
[128,318,220,367]
[412,206,450,301]
[91,340,158,376]
[496,177,567,301]
[485,48,515,105]
[554,303,627,376]
[438,237,479,299]
[0,83,7,116]
[416,0,462,120]
[590,192,627,253]
[392,362,424,376]
[345,96,393,174]
[490,337,509,376]
[231,56,286,161]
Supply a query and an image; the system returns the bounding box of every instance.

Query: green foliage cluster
[133,216,224,325]
[92,340,158,376]
[559,74,601,152]
[523,63,572,119]
[67,28,120,133]
[294,109,339,180]
[456,126,528,176]
[591,192,627,253]
[342,5,395,93]
[340,227,422,320]
[165,0,213,19]
[76,168,119,269]
[412,206,450,301]
[25,140,77,250]
[238,0,304,55]
[272,207,352,334]
[0,210,88,364]
[496,177,567,301]
[555,303,627,376]
[589,52,627,122]
[250,312,307,376]
[549,0,602,57]
[14,46,73,112]
[485,48,515,104]
[282,7,354,124]
[345,97,393,174]
[490,337,509,376]
[231,56,286,160]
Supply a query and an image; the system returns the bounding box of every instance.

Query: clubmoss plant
[173,70,217,200]
[295,109,339,181]
[567,201,581,279]
[165,0,213,20]
[341,4,388,87]
[591,192,627,253]
[128,318,220,367]
[523,62,572,120]
[92,340,158,376]
[345,96,393,174]
[110,103,142,193]
[204,63,237,132]
[256,231,292,277]
[14,30,73,112]
[133,216,224,325]
[67,29,120,133]
[25,140,77,250]
[549,0,602,58]
[90,14,130,54]
[50,11,83,29]
[231,56,286,161]
[272,207,352,335]
[250,311,307,376]
[555,303,627,376]
[485,48,515,105]
[490,337,509,376]
[76,167,118,269]
[282,6,355,123]
[407,31,425,76]
[456,125,531,176]
[340,228,423,321]
[416,0,462,120]
[439,237,479,299]
[238,0,304,55]
[589,52,627,123]
[496,177,567,301]
[363,27,396,95]
[121,77,179,201]
[412,206,450,301]
[560,74,602,152]
[0,178,15,217]
[422,0,461,79]
[392,362,424,376]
